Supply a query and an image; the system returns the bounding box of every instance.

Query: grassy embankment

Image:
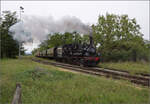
[0,57,149,104]
[99,61,150,75]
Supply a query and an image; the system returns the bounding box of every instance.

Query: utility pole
[19,6,24,59]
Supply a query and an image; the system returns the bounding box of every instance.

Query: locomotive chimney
[89,29,93,46]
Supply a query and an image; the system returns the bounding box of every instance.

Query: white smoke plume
[9,15,91,43]
[9,21,33,43]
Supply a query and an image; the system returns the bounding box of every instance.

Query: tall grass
[99,61,150,74]
[0,57,149,104]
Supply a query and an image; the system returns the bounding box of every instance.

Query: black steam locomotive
[36,34,100,66]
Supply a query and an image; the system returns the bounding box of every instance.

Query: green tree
[45,32,83,48]
[0,11,25,58]
[93,13,149,62]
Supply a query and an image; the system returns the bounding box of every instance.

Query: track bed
[32,58,150,87]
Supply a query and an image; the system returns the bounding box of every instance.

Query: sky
[1,1,149,53]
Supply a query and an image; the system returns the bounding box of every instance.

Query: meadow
[99,61,150,75]
[0,57,149,104]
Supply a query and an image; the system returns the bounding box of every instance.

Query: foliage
[0,11,25,58]
[92,13,150,62]
[46,32,83,48]
[0,57,149,104]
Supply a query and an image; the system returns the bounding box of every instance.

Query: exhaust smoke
[9,15,91,43]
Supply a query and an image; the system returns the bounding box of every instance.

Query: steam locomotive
[35,34,100,66]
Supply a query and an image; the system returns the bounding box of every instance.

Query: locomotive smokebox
[89,29,93,47]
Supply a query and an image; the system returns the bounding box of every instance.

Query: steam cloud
[9,22,33,42]
[9,15,91,43]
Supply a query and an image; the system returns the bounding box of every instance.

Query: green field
[0,57,150,104]
[99,61,150,75]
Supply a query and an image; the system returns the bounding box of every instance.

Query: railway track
[32,58,150,87]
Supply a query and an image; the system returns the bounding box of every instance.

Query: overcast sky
[1,1,149,53]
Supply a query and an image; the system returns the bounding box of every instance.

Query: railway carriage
[47,48,54,58]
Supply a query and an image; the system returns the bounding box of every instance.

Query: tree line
[33,13,150,62]
[92,13,150,62]
[0,11,25,58]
